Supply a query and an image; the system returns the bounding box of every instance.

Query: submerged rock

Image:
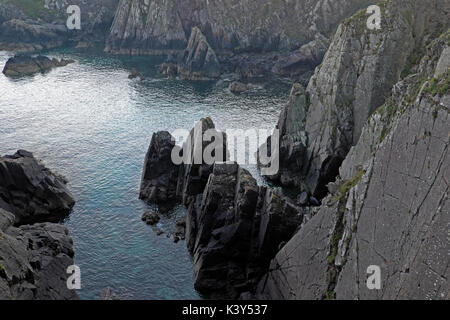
[128,68,144,80]
[2,55,74,77]
[141,211,160,225]
[228,81,249,94]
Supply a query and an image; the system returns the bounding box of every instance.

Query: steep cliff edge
[254,21,449,300]
[261,0,449,200]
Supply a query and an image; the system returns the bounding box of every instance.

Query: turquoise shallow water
[0,49,289,299]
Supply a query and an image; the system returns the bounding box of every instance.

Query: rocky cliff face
[0,0,118,52]
[106,0,373,81]
[253,1,449,299]
[0,151,78,300]
[107,0,373,53]
[137,0,449,300]
[140,119,306,298]
[261,0,449,200]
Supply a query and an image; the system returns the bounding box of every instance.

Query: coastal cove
[0,48,290,299]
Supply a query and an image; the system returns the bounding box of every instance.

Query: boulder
[0,150,75,225]
[141,211,160,225]
[228,81,249,94]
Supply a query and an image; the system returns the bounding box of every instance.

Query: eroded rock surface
[255,20,450,300]
[261,0,449,200]
[0,151,78,300]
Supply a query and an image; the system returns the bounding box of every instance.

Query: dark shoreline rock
[0,150,78,300]
[139,119,304,299]
[2,55,74,77]
[0,150,75,225]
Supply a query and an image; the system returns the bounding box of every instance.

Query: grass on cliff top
[0,0,47,19]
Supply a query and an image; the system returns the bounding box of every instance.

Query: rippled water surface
[0,49,289,299]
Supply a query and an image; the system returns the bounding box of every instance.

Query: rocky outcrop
[2,55,74,77]
[140,119,304,298]
[259,83,309,188]
[0,150,75,225]
[139,118,227,207]
[0,151,78,300]
[106,0,187,55]
[0,209,78,300]
[261,0,449,200]
[157,27,221,80]
[187,162,304,299]
[139,131,179,204]
[177,27,221,80]
[254,13,449,300]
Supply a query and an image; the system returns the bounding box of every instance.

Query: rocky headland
[139,0,449,300]
[0,150,78,300]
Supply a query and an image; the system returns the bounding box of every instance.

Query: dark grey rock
[0,150,75,224]
[178,27,221,80]
[99,287,116,300]
[139,131,180,204]
[254,17,450,300]
[141,211,160,225]
[229,81,249,94]
[186,162,304,299]
[2,55,74,77]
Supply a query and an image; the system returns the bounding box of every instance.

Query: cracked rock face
[261,0,449,200]
[0,209,78,300]
[0,151,78,300]
[106,0,373,54]
[254,17,449,299]
[186,162,304,299]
